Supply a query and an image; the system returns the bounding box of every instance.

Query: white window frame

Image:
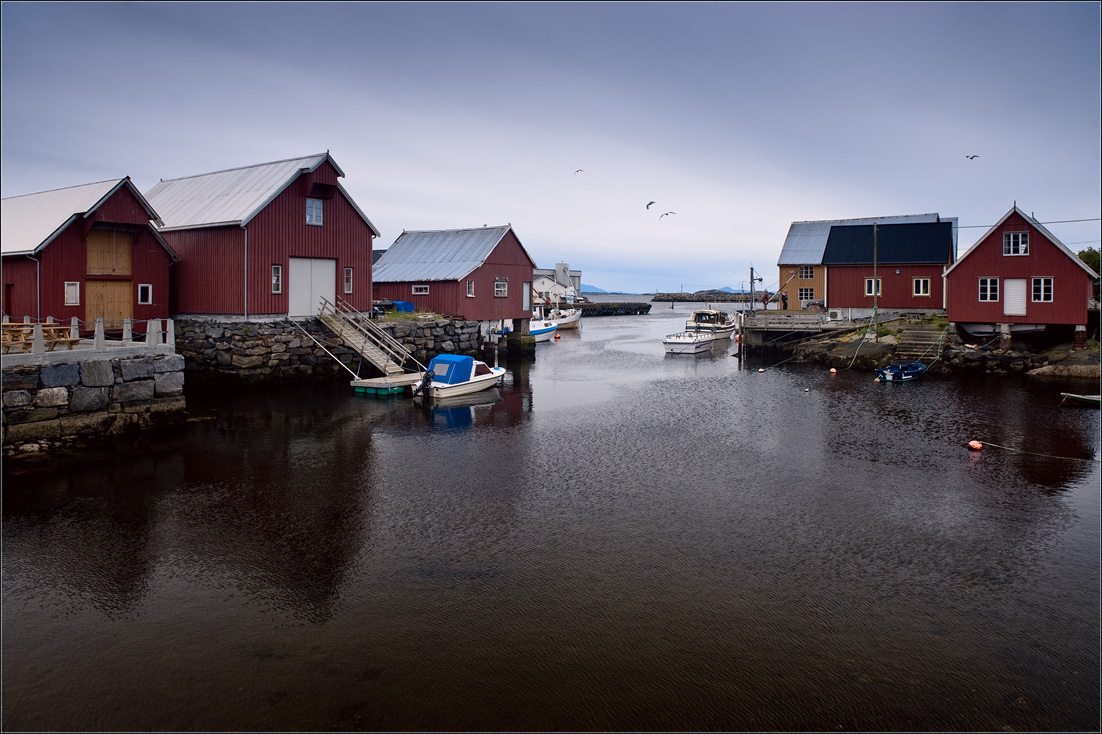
[1003,232,1028,256]
[978,277,999,302]
[306,198,323,226]
[494,280,508,298]
[467,280,475,297]
[864,278,881,297]
[913,278,931,297]
[1031,276,1053,302]
[138,284,153,305]
[64,281,80,306]
[798,265,814,279]
[797,287,814,301]
[272,264,283,294]
[344,267,353,294]
[412,285,429,296]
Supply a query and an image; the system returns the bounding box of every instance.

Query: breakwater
[578,302,653,316]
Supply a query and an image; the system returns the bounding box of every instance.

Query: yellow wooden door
[86,230,132,275]
[86,280,133,330]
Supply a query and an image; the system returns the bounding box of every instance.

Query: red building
[944,205,1097,339]
[372,226,538,324]
[144,153,380,318]
[1,178,177,329]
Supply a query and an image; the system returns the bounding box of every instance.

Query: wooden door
[86,230,132,275]
[86,280,133,330]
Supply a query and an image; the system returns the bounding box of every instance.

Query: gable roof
[373,225,536,282]
[144,152,380,236]
[822,221,954,265]
[944,204,1099,278]
[777,213,950,265]
[1,177,172,258]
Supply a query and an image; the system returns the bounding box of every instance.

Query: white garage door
[288,258,336,318]
[1003,278,1027,317]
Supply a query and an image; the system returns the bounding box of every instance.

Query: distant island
[582,284,759,299]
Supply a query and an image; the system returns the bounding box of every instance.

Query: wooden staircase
[892,324,947,362]
[317,296,421,377]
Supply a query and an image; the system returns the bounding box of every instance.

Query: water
[3,302,1099,732]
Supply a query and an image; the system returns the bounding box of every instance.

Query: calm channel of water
[3,299,1100,732]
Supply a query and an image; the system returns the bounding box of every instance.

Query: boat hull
[530,320,558,342]
[685,309,737,338]
[663,332,715,354]
[1060,392,1101,407]
[548,309,581,329]
[423,368,506,399]
[875,362,927,382]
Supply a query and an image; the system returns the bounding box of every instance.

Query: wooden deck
[350,372,425,395]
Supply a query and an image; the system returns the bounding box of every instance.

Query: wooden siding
[946,211,1093,326]
[777,265,826,310]
[827,264,946,310]
[373,229,536,321]
[162,160,376,317]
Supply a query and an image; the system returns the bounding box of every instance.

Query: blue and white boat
[412,354,506,399]
[529,317,559,342]
[875,361,928,382]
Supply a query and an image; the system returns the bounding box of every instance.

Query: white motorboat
[547,307,581,330]
[529,314,559,342]
[412,354,506,399]
[663,331,715,354]
[685,309,737,338]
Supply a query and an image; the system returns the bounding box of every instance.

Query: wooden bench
[41,324,81,351]
[1,324,33,353]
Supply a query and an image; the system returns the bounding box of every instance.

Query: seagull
[646,201,656,210]
[574,169,584,174]
[659,211,676,219]
[966,155,979,159]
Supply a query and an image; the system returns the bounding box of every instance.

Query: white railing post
[95,318,106,351]
[123,318,133,344]
[70,317,79,339]
[147,319,163,346]
[165,319,176,348]
[31,323,45,353]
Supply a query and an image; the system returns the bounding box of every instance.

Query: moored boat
[412,354,506,399]
[530,319,558,342]
[547,307,581,329]
[685,309,737,338]
[1060,392,1101,407]
[663,331,715,354]
[875,361,928,382]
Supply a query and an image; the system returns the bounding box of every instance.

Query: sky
[2,2,1099,294]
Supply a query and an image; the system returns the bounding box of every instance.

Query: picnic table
[1,323,82,353]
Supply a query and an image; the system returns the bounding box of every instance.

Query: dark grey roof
[822,221,954,265]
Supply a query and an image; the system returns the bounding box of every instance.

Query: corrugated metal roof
[3,179,127,255]
[777,213,943,265]
[145,153,344,231]
[373,226,512,282]
[822,221,954,265]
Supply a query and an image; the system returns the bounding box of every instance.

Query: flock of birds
[573,169,675,219]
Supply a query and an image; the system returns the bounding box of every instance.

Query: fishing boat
[547,307,581,330]
[875,361,928,382]
[663,331,715,354]
[412,354,506,399]
[685,309,737,338]
[1060,392,1101,407]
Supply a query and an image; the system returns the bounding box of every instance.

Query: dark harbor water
[3,300,1100,732]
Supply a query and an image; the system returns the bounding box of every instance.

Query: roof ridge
[400,224,510,235]
[156,153,328,183]
[2,178,125,201]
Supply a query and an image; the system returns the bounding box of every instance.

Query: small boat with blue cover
[412,354,506,399]
[875,361,928,382]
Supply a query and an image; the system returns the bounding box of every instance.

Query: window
[495,280,508,298]
[138,284,153,305]
[272,265,283,294]
[864,278,881,297]
[1003,232,1028,255]
[467,280,475,297]
[798,265,814,279]
[1032,277,1053,302]
[344,268,353,294]
[64,282,80,306]
[412,285,429,295]
[306,198,323,226]
[798,287,814,301]
[978,277,999,302]
[913,278,931,297]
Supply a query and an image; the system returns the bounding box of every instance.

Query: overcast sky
[2,2,1099,293]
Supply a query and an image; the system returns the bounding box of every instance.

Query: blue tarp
[394,301,414,312]
[426,354,475,385]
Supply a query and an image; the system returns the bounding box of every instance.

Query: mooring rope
[972,440,1100,463]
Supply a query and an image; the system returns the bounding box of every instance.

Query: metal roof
[822,221,954,265]
[373,226,514,282]
[777,213,943,265]
[1,178,164,256]
[144,153,380,236]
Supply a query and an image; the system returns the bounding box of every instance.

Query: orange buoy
[554,333,561,341]
[829,368,837,374]
[968,440,983,451]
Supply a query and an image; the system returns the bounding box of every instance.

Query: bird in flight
[659,211,676,219]
[574,169,584,174]
[646,201,656,209]
[965,155,979,159]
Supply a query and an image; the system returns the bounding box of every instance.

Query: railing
[317,296,424,374]
[1,316,175,358]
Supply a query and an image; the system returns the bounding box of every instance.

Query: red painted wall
[163,160,376,316]
[946,212,1093,326]
[827,264,946,310]
[373,230,536,321]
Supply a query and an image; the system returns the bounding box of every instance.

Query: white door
[288,258,336,318]
[1003,279,1027,317]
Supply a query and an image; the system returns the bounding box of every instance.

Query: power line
[956,217,1101,229]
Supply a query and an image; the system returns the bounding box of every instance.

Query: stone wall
[2,354,187,453]
[173,317,485,384]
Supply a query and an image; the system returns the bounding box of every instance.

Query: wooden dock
[350,372,424,395]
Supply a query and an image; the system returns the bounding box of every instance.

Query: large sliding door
[288,258,336,318]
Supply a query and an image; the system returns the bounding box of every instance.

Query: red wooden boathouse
[144,153,380,319]
[1,178,177,329]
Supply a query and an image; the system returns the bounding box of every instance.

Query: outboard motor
[412,370,434,397]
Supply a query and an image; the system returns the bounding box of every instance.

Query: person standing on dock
[761,291,769,311]
[782,293,788,310]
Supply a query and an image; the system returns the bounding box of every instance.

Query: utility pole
[749,268,763,311]
[873,224,879,343]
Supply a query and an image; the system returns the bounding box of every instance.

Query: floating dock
[351,372,424,395]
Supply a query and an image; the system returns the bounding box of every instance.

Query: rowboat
[875,361,927,382]
[1060,392,1101,408]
